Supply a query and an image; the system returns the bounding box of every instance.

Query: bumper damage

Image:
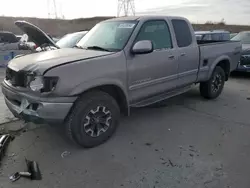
[1,81,76,124]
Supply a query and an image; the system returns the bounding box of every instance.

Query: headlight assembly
[26,74,58,92]
[28,76,44,92]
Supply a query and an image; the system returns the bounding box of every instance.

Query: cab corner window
[135,20,173,50]
[171,19,192,48]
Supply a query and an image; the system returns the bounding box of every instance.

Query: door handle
[180,53,186,57]
[168,55,175,59]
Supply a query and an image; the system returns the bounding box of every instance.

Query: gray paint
[1,15,242,123]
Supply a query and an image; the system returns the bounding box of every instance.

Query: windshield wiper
[86,46,110,52]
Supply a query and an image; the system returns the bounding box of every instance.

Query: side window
[135,20,172,50]
[203,34,211,41]
[212,33,221,41]
[171,19,192,47]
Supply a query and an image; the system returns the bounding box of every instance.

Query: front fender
[69,78,127,97]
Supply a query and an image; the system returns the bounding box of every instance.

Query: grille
[5,67,26,87]
[240,56,250,66]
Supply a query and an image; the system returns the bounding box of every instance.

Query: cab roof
[103,15,187,22]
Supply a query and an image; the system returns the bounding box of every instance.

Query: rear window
[171,19,192,47]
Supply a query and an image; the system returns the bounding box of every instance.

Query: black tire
[200,66,226,99]
[65,90,120,148]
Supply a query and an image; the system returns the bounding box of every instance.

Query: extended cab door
[127,19,179,103]
[170,19,200,86]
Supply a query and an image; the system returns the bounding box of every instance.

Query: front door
[127,20,179,103]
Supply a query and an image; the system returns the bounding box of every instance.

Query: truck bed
[197,40,236,45]
[197,40,242,82]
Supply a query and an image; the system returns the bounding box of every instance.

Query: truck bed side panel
[197,41,241,82]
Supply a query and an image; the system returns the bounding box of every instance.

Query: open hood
[15,20,59,49]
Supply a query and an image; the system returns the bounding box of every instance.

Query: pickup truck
[1,16,242,148]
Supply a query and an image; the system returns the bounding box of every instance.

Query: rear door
[171,19,200,86]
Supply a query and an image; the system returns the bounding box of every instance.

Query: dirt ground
[0,73,250,188]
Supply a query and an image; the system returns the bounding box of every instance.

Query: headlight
[26,74,58,92]
[29,76,44,91]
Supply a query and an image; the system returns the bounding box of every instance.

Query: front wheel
[65,91,120,148]
[200,66,226,99]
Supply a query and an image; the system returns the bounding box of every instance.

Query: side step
[130,85,193,108]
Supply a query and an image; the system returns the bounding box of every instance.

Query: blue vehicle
[231,31,250,72]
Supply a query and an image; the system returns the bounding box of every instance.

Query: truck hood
[8,48,115,74]
[15,20,59,49]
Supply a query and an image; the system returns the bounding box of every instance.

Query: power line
[117,0,135,17]
[47,0,58,19]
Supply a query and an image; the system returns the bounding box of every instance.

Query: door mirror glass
[131,40,153,54]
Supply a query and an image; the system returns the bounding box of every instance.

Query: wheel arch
[209,56,231,81]
[70,83,129,116]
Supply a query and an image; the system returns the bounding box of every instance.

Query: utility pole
[117,0,135,17]
[47,0,58,19]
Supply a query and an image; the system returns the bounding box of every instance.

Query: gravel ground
[0,73,250,188]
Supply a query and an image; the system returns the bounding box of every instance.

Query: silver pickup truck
[1,16,241,148]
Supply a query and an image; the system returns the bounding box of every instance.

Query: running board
[130,85,193,108]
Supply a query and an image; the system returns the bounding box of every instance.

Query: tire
[200,66,226,99]
[65,90,120,148]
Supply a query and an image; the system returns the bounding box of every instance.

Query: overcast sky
[1,0,250,25]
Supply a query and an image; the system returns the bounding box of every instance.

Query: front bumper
[1,80,77,124]
[235,64,250,72]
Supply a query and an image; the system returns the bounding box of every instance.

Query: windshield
[56,32,87,48]
[77,21,138,51]
[231,32,250,44]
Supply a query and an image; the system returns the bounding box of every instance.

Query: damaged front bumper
[1,80,76,124]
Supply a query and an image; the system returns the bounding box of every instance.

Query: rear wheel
[200,66,226,99]
[65,91,120,148]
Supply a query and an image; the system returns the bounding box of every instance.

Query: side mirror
[131,40,153,54]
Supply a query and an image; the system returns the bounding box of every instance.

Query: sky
[1,0,250,25]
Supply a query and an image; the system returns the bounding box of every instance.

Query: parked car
[56,31,88,48]
[15,21,88,51]
[0,31,19,45]
[52,37,60,43]
[2,16,241,148]
[195,30,230,42]
[231,31,250,72]
[15,35,23,41]
[0,31,32,66]
[230,33,238,39]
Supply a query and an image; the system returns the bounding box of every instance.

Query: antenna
[47,0,58,19]
[117,0,135,17]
